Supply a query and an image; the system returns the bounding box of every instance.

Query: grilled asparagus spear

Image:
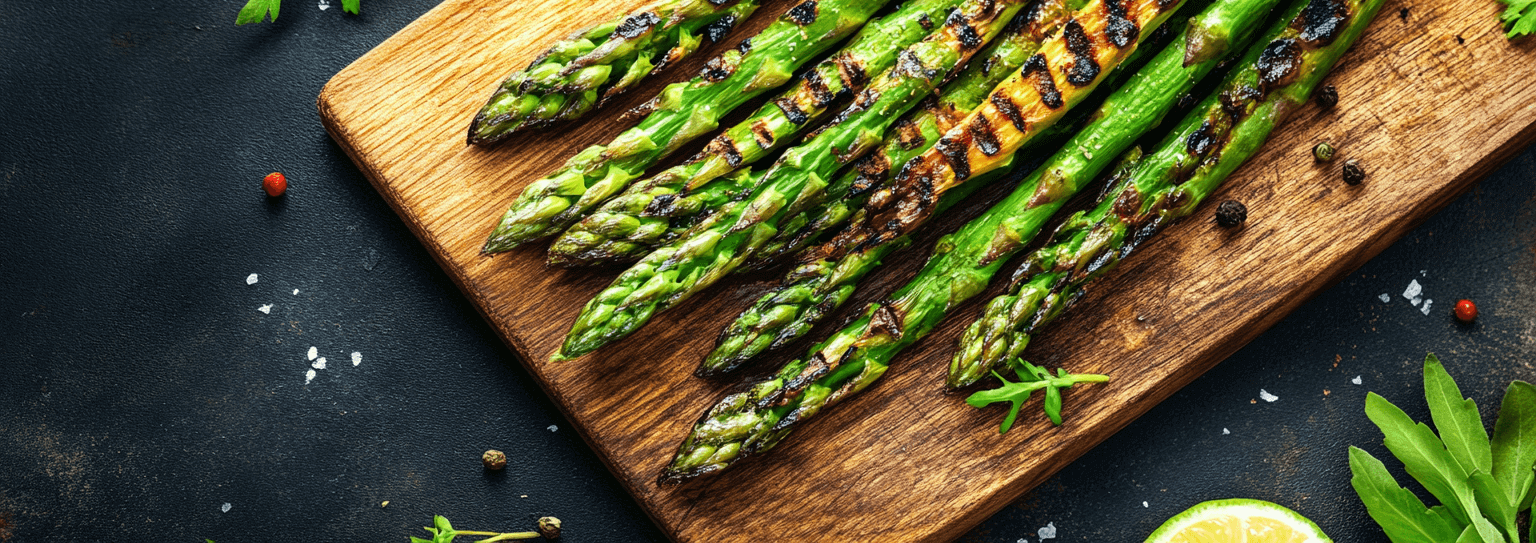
[483,0,895,253]
[547,0,975,267]
[661,0,1296,483]
[951,0,1385,388]
[468,0,760,145]
[556,0,1036,361]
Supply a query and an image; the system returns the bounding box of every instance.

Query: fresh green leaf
[964,360,1107,434]
[342,0,360,15]
[236,0,281,25]
[1491,381,1536,512]
[1348,446,1465,543]
[1424,354,1493,477]
[1458,524,1487,543]
[1473,514,1509,543]
[1500,0,1536,38]
[1471,471,1520,542]
[1365,391,1476,524]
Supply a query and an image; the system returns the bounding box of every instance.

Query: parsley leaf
[342,0,360,15]
[1499,0,1536,38]
[964,360,1108,434]
[236,0,281,25]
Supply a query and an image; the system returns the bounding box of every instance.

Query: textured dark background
[1,1,1533,542]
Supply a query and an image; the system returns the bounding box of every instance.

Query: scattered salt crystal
[1421,270,1427,276]
[1222,428,1230,435]
[246,273,259,285]
[308,346,318,360]
[1038,522,1056,539]
[1352,375,1363,385]
[1143,501,1149,508]
[293,289,300,295]
[221,502,231,513]
[1411,296,1422,307]
[305,369,316,384]
[258,304,272,314]
[1259,389,1279,403]
[312,357,327,370]
[351,352,362,366]
[1402,279,1422,301]
[547,425,558,432]
[1420,299,1433,315]
[1378,293,1390,303]
[1016,539,1028,543]
[318,0,330,10]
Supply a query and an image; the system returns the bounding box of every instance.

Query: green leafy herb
[964,360,1108,434]
[236,0,359,25]
[1499,0,1536,38]
[410,515,560,542]
[235,0,280,25]
[1350,353,1535,543]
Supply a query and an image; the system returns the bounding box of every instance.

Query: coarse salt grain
[318,0,330,9]
[293,289,300,295]
[352,352,362,366]
[1038,522,1056,539]
[547,425,558,432]
[1403,279,1422,301]
[1222,428,1230,435]
[258,304,272,314]
[312,357,327,370]
[305,369,316,384]
[308,346,318,361]
[1420,299,1433,315]
[1143,501,1149,508]
[1352,375,1363,385]
[1412,296,1422,307]
[246,273,259,285]
[221,502,231,513]
[1259,389,1279,402]
[1378,293,1390,303]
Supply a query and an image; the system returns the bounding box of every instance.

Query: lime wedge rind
[1144,498,1332,543]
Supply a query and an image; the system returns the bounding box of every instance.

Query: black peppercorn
[482,449,507,470]
[1313,142,1337,163]
[537,516,562,539]
[1215,200,1247,227]
[1342,159,1366,185]
[1316,85,1338,109]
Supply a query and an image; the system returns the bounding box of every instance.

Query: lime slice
[1144,499,1332,543]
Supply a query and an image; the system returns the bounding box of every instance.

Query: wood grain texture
[318,0,1536,540]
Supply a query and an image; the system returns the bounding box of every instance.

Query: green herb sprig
[964,360,1109,434]
[236,0,359,25]
[1349,353,1535,543]
[411,515,561,542]
[1498,0,1536,38]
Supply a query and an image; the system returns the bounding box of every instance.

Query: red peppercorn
[262,172,287,197]
[1454,299,1477,322]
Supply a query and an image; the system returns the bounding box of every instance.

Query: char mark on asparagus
[1062,20,1102,86]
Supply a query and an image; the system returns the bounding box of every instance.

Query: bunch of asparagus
[663,0,1381,482]
[468,0,1382,484]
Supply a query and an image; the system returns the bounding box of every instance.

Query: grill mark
[868,303,904,338]
[991,93,1028,130]
[1101,0,1140,48]
[749,120,776,148]
[1111,186,1140,220]
[936,134,972,181]
[700,55,737,82]
[786,0,819,25]
[736,38,753,53]
[1255,39,1303,93]
[1021,53,1064,109]
[948,9,985,50]
[1185,120,1220,157]
[918,12,934,30]
[833,54,868,91]
[703,14,739,43]
[708,135,745,167]
[803,70,836,107]
[894,118,927,150]
[774,98,810,124]
[644,193,678,216]
[1062,19,1101,87]
[1297,0,1350,45]
[853,154,891,193]
[1219,86,1261,118]
[969,114,1001,156]
[613,12,661,39]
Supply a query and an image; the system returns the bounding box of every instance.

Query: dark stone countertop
[2,1,1532,541]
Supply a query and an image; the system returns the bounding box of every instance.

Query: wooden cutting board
[318,0,1536,539]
